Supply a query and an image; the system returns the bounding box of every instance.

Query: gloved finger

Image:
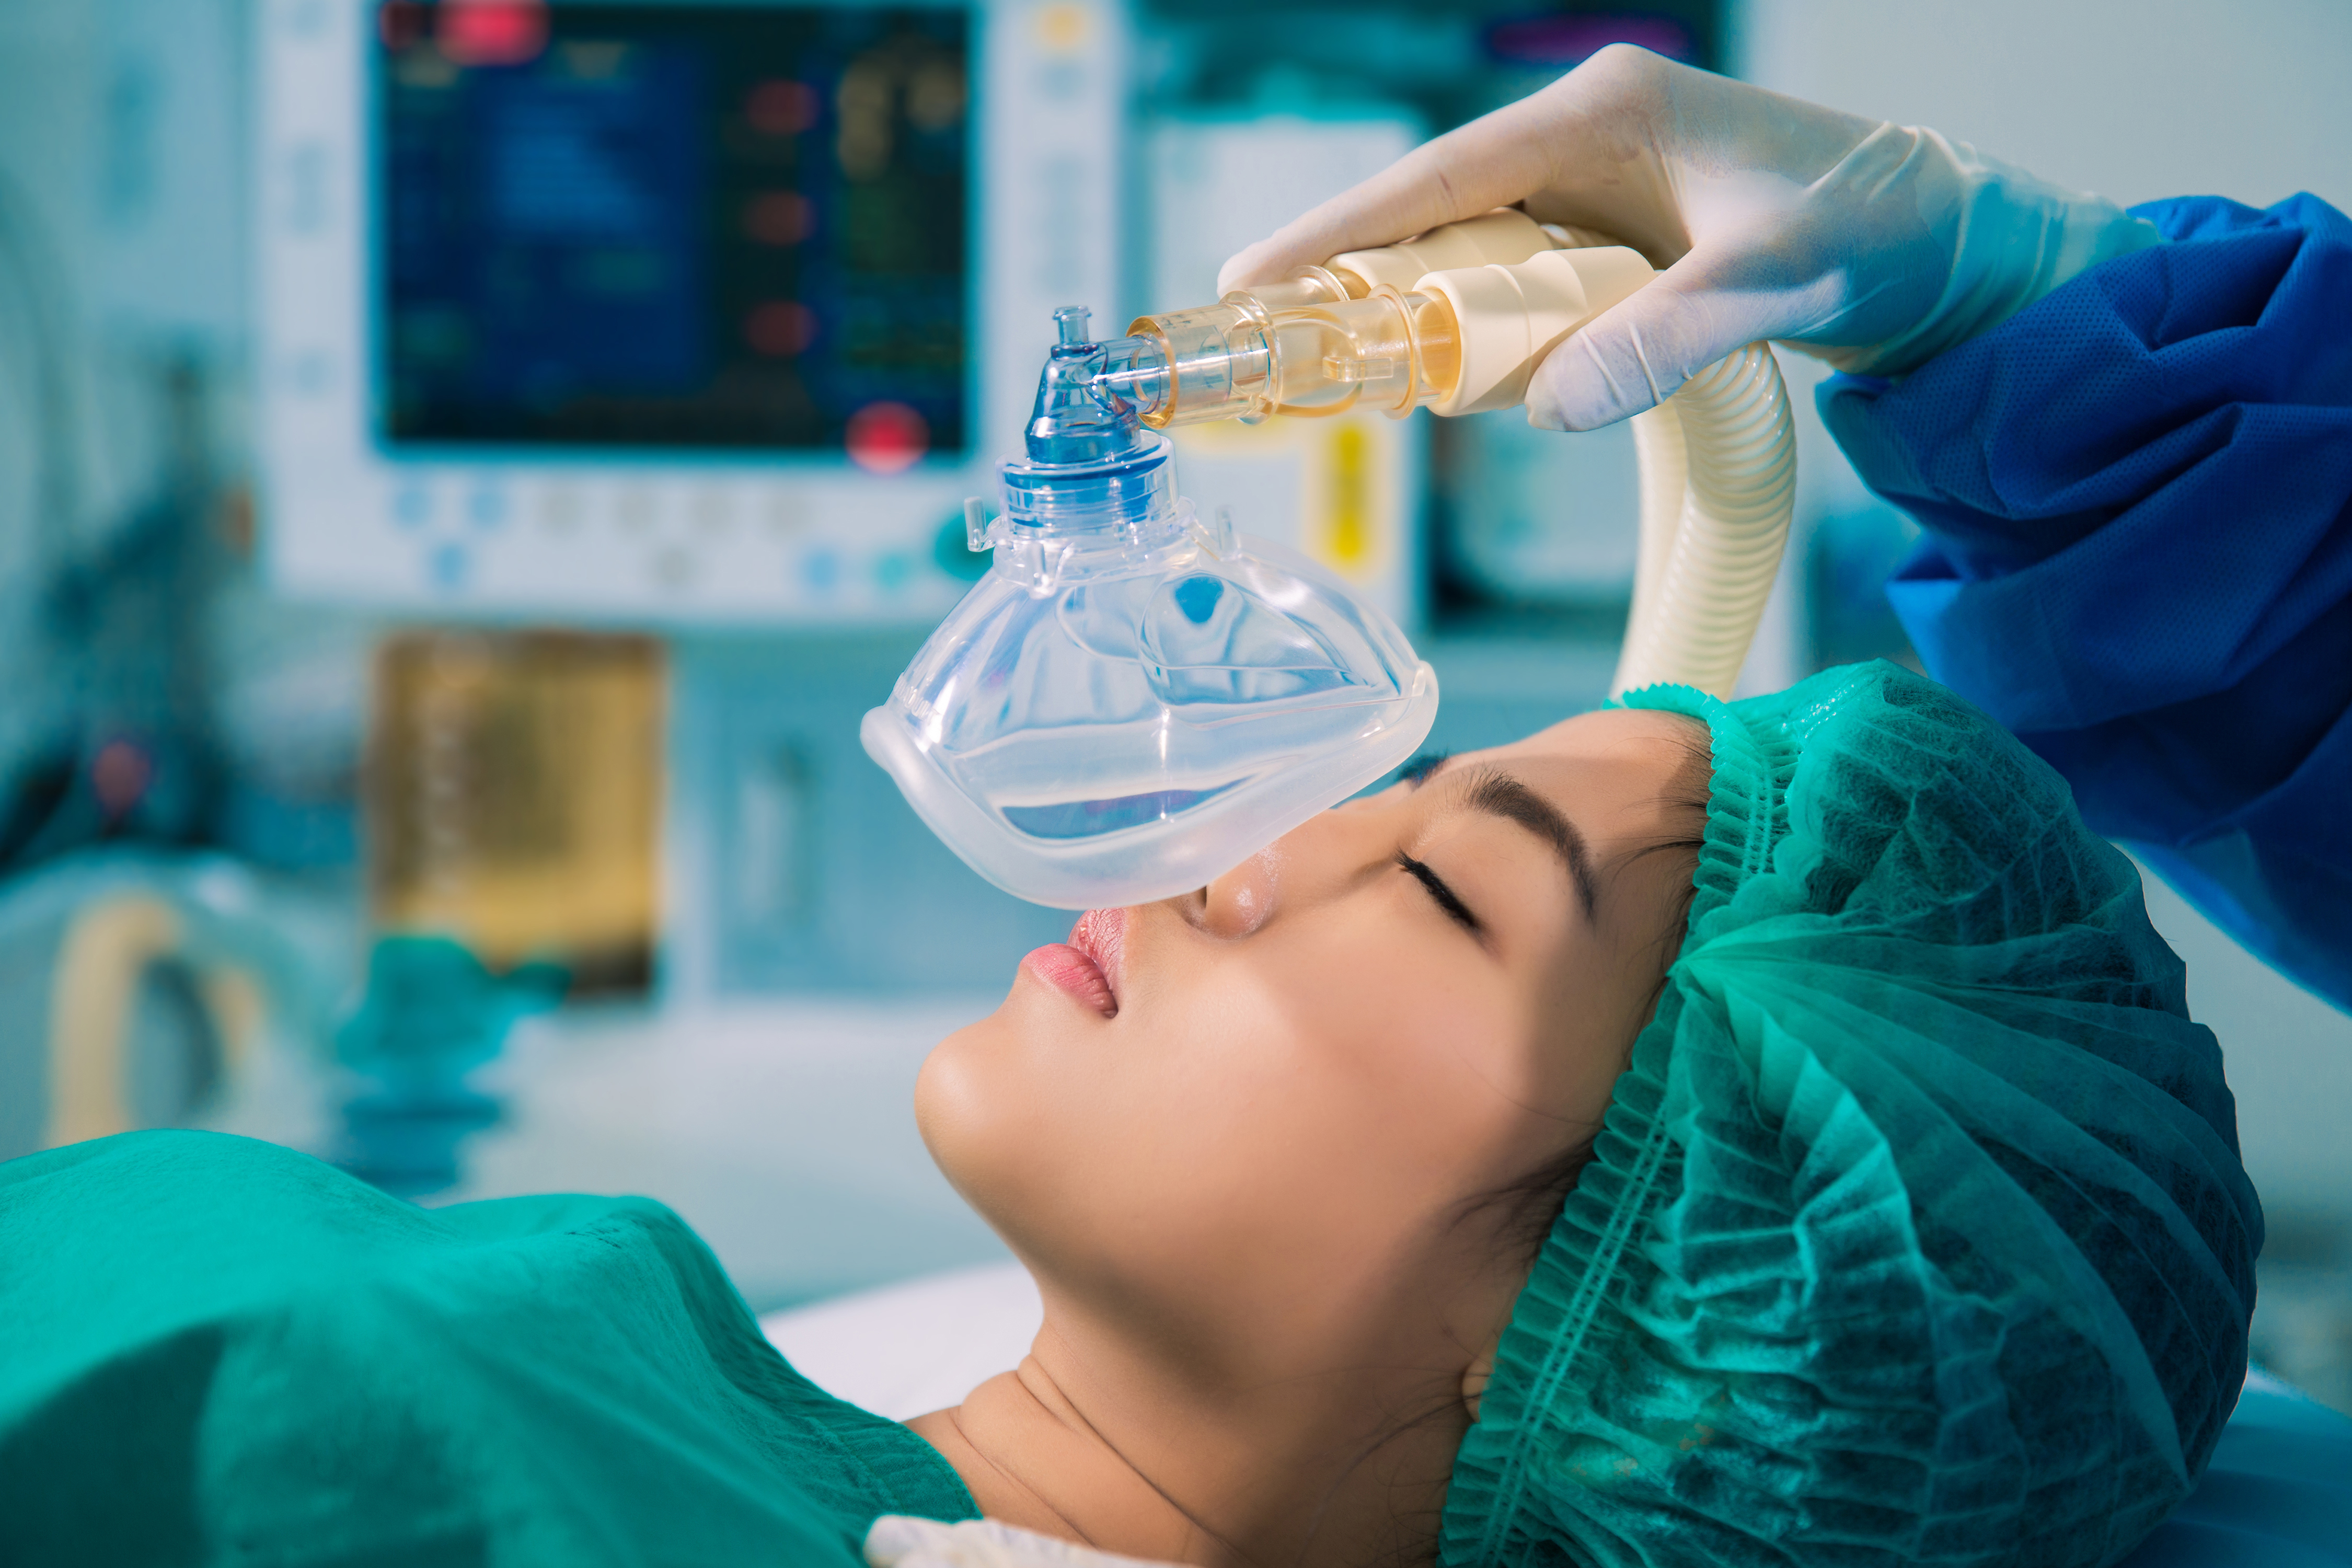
[1215,98,1565,294]
[1216,44,1706,294]
[1523,247,1795,429]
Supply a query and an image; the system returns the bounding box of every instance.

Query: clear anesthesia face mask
[860,307,1438,909]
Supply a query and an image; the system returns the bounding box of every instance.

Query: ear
[1461,1339,1499,1424]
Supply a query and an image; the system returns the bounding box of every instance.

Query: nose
[1194,789,1401,938]
[1201,844,1283,937]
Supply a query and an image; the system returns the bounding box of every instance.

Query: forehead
[1458,708,1709,838]
[1486,710,1712,771]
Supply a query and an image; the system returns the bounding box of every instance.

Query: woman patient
[0,661,2259,1568]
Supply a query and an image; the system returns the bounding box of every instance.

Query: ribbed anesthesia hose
[1611,343,1796,700]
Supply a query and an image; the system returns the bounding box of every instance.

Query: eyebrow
[1416,759,1598,920]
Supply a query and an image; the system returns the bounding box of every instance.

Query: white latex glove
[865,1516,1185,1568]
[1218,45,2160,430]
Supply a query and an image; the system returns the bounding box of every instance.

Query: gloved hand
[865,1516,1184,1568]
[1218,45,2161,430]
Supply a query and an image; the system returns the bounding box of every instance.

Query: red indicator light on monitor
[744,191,813,247]
[846,402,928,475]
[746,80,821,136]
[437,1,549,67]
[745,301,816,357]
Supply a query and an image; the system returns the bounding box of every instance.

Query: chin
[914,1007,1099,1277]
[914,1012,1034,1221]
[913,1019,985,1171]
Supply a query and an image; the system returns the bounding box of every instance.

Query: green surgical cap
[1440,661,2262,1568]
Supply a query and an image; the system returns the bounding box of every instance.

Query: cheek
[1073,922,1560,1311]
[1244,931,1560,1203]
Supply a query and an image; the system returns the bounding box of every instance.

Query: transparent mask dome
[861,308,1438,909]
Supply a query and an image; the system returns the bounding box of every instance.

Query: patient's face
[918,708,1706,1391]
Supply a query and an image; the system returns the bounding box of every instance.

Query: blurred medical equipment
[335,933,563,1195]
[370,629,663,990]
[866,211,1794,907]
[662,633,1078,996]
[0,851,341,1166]
[277,627,660,1190]
[0,341,240,875]
[338,629,653,1185]
[1445,411,1645,606]
[256,0,1120,618]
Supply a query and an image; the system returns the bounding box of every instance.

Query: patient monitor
[256,0,1123,623]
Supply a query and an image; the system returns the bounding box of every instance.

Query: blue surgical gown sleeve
[1817,192,2352,1012]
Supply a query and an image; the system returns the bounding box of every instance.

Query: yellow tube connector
[1412,246,1655,415]
[1112,209,1655,429]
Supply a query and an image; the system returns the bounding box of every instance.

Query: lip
[1068,908,1125,1005]
[1022,907,1125,1019]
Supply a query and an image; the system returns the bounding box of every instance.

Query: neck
[906,1314,1468,1568]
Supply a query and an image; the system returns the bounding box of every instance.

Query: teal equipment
[333,935,566,1197]
[1443,661,2264,1568]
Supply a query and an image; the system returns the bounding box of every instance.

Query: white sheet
[761,1262,1042,1421]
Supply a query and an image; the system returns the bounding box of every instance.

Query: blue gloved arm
[1820,193,2352,1011]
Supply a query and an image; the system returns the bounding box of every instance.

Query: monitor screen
[375,2,969,464]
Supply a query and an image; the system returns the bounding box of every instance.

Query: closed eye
[1396,851,1481,934]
